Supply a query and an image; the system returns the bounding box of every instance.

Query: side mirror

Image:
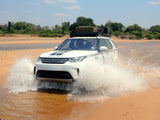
[54,46,58,50]
[100,46,108,52]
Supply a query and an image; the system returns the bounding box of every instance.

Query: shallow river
[0,41,160,120]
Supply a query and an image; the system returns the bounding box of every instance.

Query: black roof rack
[70,26,111,37]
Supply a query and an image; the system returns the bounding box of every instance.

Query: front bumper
[34,62,80,83]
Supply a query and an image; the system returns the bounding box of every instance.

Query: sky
[0,0,160,28]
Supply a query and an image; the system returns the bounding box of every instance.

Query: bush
[128,35,136,39]
[48,34,55,37]
[150,25,160,33]
[124,32,131,35]
[145,33,154,40]
[131,31,144,39]
[48,33,63,38]
[155,33,160,39]
[0,30,5,36]
[2,30,9,34]
[120,35,127,39]
[58,34,63,37]
[113,31,123,37]
[0,30,4,34]
[39,33,49,37]
[125,24,143,33]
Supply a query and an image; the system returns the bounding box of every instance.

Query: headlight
[69,56,87,63]
[36,57,41,62]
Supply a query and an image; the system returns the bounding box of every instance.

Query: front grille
[41,58,69,64]
[36,70,73,79]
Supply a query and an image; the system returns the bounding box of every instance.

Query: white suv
[34,26,118,83]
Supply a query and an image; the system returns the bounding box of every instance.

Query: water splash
[68,57,147,102]
[5,58,38,94]
[5,57,147,102]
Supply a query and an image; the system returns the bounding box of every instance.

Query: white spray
[68,57,146,102]
[5,58,38,94]
[5,57,147,101]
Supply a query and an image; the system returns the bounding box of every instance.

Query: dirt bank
[111,36,160,43]
[0,34,69,40]
[0,40,63,44]
[0,34,160,43]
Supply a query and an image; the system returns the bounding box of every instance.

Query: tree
[43,26,49,30]
[132,31,144,39]
[105,20,112,29]
[0,24,8,33]
[145,33,154,40]
[24,27,32,34]
[1,18,160,39]
[150,25,160,33]
[96,24,105,29]
[76,16,95,26]
[62,22,70,34]
[111,23,123,32]
[36,25,43,32]
[7,21,14,33]
[124,24,145,39]
[7,21,11,31]
[15,22,27,30]
[69,16,95,32]
[54,24,61,31]
[125,24,143,33]
[105,21,124,32]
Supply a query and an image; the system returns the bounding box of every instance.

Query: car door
[109,39,118,61]
[98,39,115,63]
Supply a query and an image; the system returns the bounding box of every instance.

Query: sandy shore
[0,34,160,44]
[1,35,160,120]
[0,34,69,40]
[0,40,63,45]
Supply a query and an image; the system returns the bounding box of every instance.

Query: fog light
[34,66,36,74]
[77,68,79,74]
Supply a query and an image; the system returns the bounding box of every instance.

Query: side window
[99,39,113,50]
[110,39,117,49]
[105,39,113,50]
[99,39,106,47]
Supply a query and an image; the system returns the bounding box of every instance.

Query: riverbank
[0,34,160,43]
[0,35,160,120]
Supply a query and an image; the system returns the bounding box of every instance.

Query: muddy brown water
[0,88,100,120]
[0,41,160,120]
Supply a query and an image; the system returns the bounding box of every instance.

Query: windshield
[56,38,98,50]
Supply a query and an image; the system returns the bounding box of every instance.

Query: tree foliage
[124,24,145,39]
[62,22,70,34]
[125,24,143,33]
[69,16,95,32]
[150,25,160,33]
[0,17,160,40]
[105,21,124,32]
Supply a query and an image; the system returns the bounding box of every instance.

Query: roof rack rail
[70,26,111,37]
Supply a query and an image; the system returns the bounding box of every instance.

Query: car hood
[40,50,97,58]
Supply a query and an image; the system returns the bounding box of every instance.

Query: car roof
[69,36,112,40]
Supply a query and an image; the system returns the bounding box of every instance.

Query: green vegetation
[0,16,160,40]
[69,16,95,32]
